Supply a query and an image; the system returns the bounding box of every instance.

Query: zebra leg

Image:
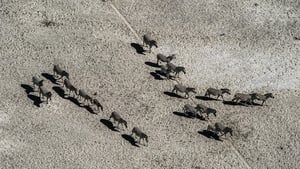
[248,99,253,106]
[241,101,249,107]
[185,92,189,98]
[233,98,239,104]
[166,73,170,80]
[194,112,197,118]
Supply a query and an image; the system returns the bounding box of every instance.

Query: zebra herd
[31,65,103,111]
[143,33,275,140]
[29,64,149,146]
[27,33,275,146]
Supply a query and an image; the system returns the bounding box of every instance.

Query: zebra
[183,104,199,118]
[207,123,233,138]
[172,84,196,98]
[166,62,177,71]
[202,108,217,119]
[196,104,217,119]
[232,93,257,106]
[142,34,158,53]
[109,112,127,129]
[160,64,172,80]
[39,86,52,104]
[92,98,103,111]
[251,93,274,106]
[207,124,215,132]
[204,88,231,100]
[214,123,233,137]
[166,62,186,78]
[131,127,148,146]
[78,89,92,105]
[53,64,69,80]
[156,53,176,65]
[63,79,78,97]
[173,66,186,78]
[32,76,44,89]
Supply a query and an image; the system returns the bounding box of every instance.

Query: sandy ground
[0,0,299,168]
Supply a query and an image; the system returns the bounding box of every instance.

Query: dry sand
[0,0,299,168]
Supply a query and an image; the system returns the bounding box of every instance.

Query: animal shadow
[223,101,257,106]
[21,84,34,94]
[249,102,262,106]
[173,112,206,120]
[27,94,42,107]
[198,130,222,141]
[131,43,146,55]
[83,105,96,114]
[121,134,139,147]
[195,96,217,101]
[155,70,175,79]
[173,111,193,118]
[163,91,185,99]
[100,119,119,132]
[150,72,164,80]
[52,86,66,98]
[41,73,58,84]
[145,61,160,68]
[67,96,81,107]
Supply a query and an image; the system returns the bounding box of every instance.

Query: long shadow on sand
[121,134,139,147]
[52,86,96,114]
[82,105,97,114]
[41,73,58,85]
[173,112,206,121]
[198,130,222,141]
[100,119,119,132]
[163,91,185,99]
[131,43,146,55]
[150,72,164,80]
[223,100,243,106]
[21,84,34,94]
[21,84,42,107]
[195,96,218,101]
[145,61,160,68]
[27,94,42,107]
[223,100,260,107]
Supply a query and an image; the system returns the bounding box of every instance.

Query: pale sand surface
[0,0,299,169]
